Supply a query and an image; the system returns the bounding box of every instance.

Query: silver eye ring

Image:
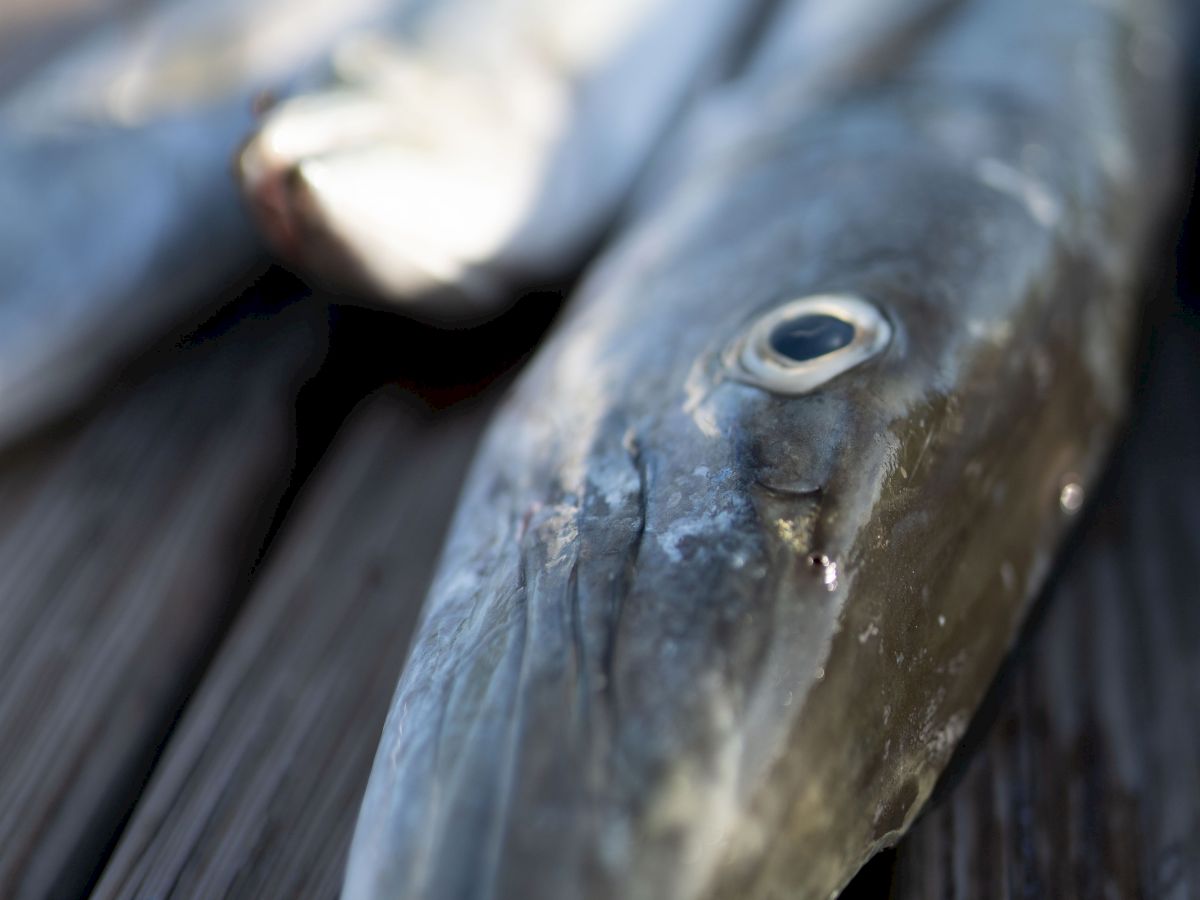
[730,293,892,394]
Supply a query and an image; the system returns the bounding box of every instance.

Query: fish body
[0,0,397,443]
[0,0,134,94]
[345,0,1185,897]
[0,108,254,443]
[236,0,771,318]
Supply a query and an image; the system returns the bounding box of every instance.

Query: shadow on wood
[94,393,491,898]
[0,297,324,898]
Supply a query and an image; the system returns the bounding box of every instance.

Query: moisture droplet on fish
[808,553,838,591]
[1059,480,1085,514]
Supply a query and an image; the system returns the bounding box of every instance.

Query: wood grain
[890,308,1200,899]
[93,394,490,899]
[0,300,323,899]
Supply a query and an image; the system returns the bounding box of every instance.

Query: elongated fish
[344,0,1186,896]
[236,0,771,318]
[0,0,396,444]
[0,0,134,94]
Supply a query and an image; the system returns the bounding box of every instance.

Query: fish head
[346,91,1129,900]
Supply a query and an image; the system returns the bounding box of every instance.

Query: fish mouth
[236,136,308,262]
[343,413,857,900]
[237,133,497,317]
[236,128,379,295]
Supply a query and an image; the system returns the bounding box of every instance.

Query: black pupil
[768,314,855,362]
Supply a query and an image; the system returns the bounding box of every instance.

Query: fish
[343,0,1187,897]
[235,0,773,319]
[0,0,134,94]
[0,0,398,444]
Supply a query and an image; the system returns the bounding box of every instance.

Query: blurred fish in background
[0,0,405,444]
[0,0,775,446]
[236,0,767,315]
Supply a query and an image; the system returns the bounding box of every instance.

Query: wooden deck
[0,294,324,898]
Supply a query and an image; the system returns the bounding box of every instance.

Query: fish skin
[0,108,254,445]
[235,0,773,320]
[634,0,960,208]
[0,0,400,445]
[0,0,135,95]
[345,0,1186,898]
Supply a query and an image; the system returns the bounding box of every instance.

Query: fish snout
[348,431,831,899]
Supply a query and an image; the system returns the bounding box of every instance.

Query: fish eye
[731,294,891,394]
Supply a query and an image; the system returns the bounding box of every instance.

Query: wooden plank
[888,305,1200,898]
[0,298,324,899]
[93,394,490,899]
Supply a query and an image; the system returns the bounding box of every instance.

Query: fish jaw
[341,386,872,900]
[235,79,559,315]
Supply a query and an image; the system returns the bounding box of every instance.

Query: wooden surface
[0,297,324,899]
[93,395,488,899]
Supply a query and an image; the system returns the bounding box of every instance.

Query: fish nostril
[730,293,892,395]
